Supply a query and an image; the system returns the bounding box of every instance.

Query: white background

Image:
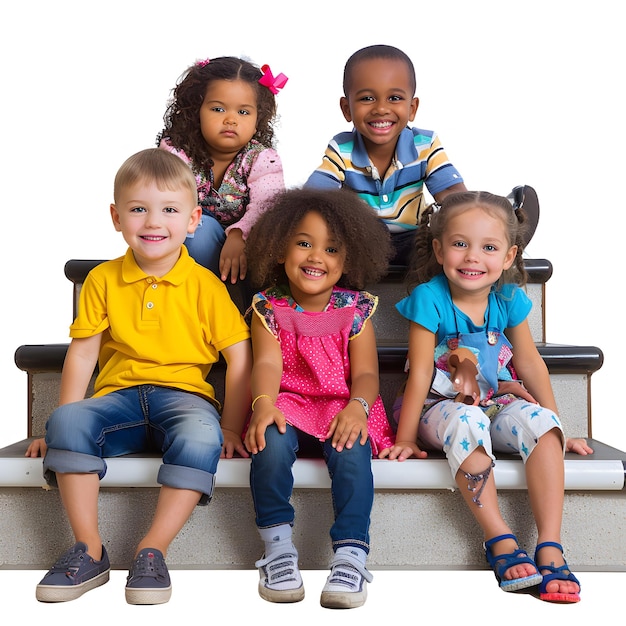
[1,0,624,619]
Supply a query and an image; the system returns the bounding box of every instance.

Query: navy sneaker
[36,542,110,602]
[125,548,172,604]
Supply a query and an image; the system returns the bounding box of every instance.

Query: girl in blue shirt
[380,191,589,603]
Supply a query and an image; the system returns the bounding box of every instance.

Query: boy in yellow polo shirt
[28,148,251,605]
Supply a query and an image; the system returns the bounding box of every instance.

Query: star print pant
[418,398,565,478]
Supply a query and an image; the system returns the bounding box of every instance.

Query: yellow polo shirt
[70,247,250,404]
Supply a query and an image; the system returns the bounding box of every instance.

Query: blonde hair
[113,148,197,205]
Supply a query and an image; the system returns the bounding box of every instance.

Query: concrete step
[1,438,624,570]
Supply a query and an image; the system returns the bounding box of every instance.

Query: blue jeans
[249,424,374,552]
[185,213,225,276]
[43,385,223,503]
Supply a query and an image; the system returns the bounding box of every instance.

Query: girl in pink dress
[243,188,394,609]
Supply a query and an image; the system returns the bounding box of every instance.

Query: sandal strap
[535,541,564,554]
[484,533,517,551]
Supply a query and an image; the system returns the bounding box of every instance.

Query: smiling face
[340,57,418,156]
[199,79,258,159]
[281,211,347,311]
[432,205,517,299]
[110,180,201,276]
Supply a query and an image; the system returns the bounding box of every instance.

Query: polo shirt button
[151,283,158,289]
[146,302,154,309]
[382,194,389,202]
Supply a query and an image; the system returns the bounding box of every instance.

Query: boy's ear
[339,96,352,123]
[188,205,202,234]
[110,204,122,232]
[409,96,419,122]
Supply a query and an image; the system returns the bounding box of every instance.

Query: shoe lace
[49,545,89,578]
[131,551,166,580]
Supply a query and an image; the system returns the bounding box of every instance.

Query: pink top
[249,286,395,456]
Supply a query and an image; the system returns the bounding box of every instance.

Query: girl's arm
[224,149,285,240]
[505,320,557,412]
[379,322,434,461]
[219,338,253,459]
[325,320,379,452]
[220,150,284,283]
[244,313,285,455]
[25,334,101,458]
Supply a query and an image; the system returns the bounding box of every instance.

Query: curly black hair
[246,187,392,291]
[156,56,278,176]
[406,190,529,293]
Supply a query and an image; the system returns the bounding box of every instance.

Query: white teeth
[370,121,392,128]
[303,268,323,276]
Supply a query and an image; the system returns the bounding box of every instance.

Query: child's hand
[221,428,250,459]
[220,229,246,284]
[378,441,428,461]
[496,380,538,404]
[325,403,368,452]
[244,400,286,455]
[566,437,594,456]
[25,438,47,457]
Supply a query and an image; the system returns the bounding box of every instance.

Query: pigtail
[500,205,529,287]
[405,203,442,293]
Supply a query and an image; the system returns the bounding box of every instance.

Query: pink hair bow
[259,64,288,94]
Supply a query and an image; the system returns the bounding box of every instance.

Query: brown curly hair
[246,188,392,291]
[406,190,529,293]
[156,56,278,176]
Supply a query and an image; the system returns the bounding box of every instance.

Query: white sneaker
[255,549,304,603]
[320,551,373,609]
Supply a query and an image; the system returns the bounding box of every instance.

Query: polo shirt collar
[121,246,194,286]
[351,126,417,169]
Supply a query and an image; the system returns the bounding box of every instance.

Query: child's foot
[320,549,373,609]
[36,542,110,602]
[535,542,581,602]
[484,533,542,592]
[125,548,172,604]
[256,548,304,603]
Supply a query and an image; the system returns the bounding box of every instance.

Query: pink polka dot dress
[249,286,394,456]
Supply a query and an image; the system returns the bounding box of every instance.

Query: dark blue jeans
[249,423,374,552]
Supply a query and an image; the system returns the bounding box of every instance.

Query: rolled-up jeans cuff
[157,464,216,505]
[43,448,107,487]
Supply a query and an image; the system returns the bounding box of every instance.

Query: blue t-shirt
[395,273,532,397]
